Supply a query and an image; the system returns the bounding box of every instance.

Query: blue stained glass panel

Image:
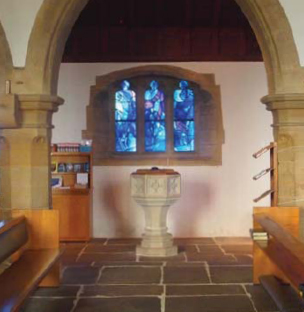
[174,80,194,120]
[115,121,137,152]
[145,121,166,152]
[144,81,165,121]
[115,80,136,121]
[174,121,195,152]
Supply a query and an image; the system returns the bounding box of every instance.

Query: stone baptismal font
[131,168,181,257]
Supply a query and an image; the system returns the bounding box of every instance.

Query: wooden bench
[253,207,304,311]
[0,209,62,312]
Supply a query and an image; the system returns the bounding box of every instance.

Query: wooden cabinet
[51,152,92,241]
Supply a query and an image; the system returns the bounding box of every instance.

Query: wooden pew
[253,207,304,300]
[0,209,62,312]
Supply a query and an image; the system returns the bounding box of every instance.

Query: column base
[136,233,178,257]
[136,245,178,257]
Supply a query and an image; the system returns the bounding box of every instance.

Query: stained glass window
[115,80,137,152]
[173,80,195,151]
[144,80,166,152]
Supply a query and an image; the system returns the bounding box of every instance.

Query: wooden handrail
[253,142,276,159]
[253,167,273,180]
[0,216,25,236]
[253,190,274,203]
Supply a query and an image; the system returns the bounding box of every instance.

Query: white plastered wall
[0,0,43,67]
[54,62,273,238]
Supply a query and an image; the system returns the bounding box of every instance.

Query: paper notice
[77,173,89,185]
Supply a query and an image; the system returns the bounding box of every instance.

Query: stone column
[0,94,63,219]
[262,94,304,236]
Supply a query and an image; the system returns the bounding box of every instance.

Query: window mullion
[137,87,145,154]
[166,88,174,154]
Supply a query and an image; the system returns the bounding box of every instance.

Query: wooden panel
[133,0,159,27]
[130,28,160,56]
[12,210,59,249]
[192,0,215,26]
[253,242,287,284]
[62,0,262,62]
[163,0,187,27]
[107,0,129,26]
[53,194,90,241]
[0,249,61,312]
[219,28,245,56]
[160,28,190,57]
[256,237,304,292]
[190,28,216,56]
[107,27,129,55]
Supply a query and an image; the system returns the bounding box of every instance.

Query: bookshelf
[51,152,92,241]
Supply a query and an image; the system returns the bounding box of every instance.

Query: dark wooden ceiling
[62,0,262,63]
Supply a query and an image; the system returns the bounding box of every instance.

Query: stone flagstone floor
[21,237,281,312]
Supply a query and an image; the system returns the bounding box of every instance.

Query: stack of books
[56,143,80,152]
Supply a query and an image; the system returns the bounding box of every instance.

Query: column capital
[261,93,304,110]
[18,94,64,111]
[17,94,64,129]
[261,93,304,128]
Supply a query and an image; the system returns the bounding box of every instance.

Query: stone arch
[0,21,13,94]
[23,0,302,96]
[235,0,303,94]
[24,0,89,95]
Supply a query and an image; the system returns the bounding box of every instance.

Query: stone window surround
[82,65,224,166]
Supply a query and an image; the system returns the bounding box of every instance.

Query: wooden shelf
[52,188,90,195]
[51,152,91,156]
[52,172,89,175]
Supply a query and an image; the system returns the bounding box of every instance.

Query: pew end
[12,209,61,287]
[0,209,62,311]
[253,207,304,296]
